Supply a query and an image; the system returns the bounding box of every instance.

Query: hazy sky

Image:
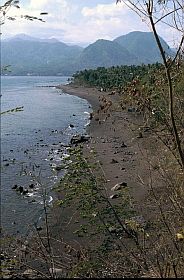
[1,0,180,47]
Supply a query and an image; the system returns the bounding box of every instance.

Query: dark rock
[111,158,118,164]
[23,189,29,195]
[17,186,23,193]
[70,134,90,145]
[0,254,5,261]
[12,184,18,190]
[121,142,127,148]
[10,149,13,152]
[36,227,42,231]
[120,182,127,187]
[69,124,74,128]
[5,163,9,166]
[55,166,63,171]
[29,183,34,189]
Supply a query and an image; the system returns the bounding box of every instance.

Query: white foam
[48,196,53,203]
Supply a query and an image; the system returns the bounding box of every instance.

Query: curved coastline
[3,82,167,278]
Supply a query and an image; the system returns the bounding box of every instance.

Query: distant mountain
[4,33,60,43]
[1,37,83,75]
[114,31,174,64]
[75,39,138,69]
[1,32,174,76]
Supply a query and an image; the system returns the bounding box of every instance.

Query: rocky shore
[56,83,158,213]
[1,83,163,278]
[47,84,161,250]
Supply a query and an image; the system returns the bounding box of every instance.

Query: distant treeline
[72,63,163,91]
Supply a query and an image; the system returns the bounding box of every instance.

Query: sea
[0,76,92,236]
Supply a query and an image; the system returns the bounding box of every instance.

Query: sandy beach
[57,84,158,206]
[49,84,161,243]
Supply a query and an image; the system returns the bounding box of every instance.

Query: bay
[1,76,91,236]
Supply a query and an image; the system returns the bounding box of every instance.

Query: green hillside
[114,31,174,64]
[1,39,83,75]
[75,39,139,69]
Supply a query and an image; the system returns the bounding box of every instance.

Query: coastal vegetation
[73,63,162,90]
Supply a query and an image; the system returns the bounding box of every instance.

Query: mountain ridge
[1,31,174,75]
[114,31,174,64]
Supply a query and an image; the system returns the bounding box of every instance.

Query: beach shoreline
[3,83,166,278]
[51,83,159,234]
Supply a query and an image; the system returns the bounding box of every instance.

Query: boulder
[23,189,29,195]
[70,134,90,145]
[121,142,127,148]
[17,186,24,193]
[29,183,34,188]
[12,184,18,190]
[111,158,118,164]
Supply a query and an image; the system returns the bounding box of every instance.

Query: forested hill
[74,39,139,68]
[1,32,174,76]
[114,31,174,64]
[1,36,83,76]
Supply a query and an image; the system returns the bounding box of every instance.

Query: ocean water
[1,76,91,236]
